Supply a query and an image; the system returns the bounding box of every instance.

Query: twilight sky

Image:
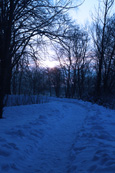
[42,0,115,68]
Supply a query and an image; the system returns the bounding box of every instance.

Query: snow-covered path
[0,98,115,172]
[22,102,86,173]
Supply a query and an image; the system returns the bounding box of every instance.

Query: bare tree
[91,0,114,98]
[52,25,89,98]
[102,14,115,94]
[71,28,89,98]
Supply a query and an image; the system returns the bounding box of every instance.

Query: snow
[0,98,115,172]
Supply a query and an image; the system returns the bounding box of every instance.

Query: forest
[0,0,115,118]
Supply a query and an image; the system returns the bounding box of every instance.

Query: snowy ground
[0,98,115,172]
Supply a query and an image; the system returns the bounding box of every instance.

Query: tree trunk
[96,57,103,98]
[0,94,4,119]
[0,58,12,118]
[66,67,71,98]
[72,68,77,98]
[78,67,82,98]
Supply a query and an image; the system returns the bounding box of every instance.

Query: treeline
[11,66,93,99]
[11,53,115,109]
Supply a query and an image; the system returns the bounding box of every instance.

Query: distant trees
[46,67,62,97]
[11,67,47,95]
[0,0,79,118]
[11,66,62,97]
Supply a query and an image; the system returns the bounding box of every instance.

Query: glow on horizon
[40,59,60,68]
